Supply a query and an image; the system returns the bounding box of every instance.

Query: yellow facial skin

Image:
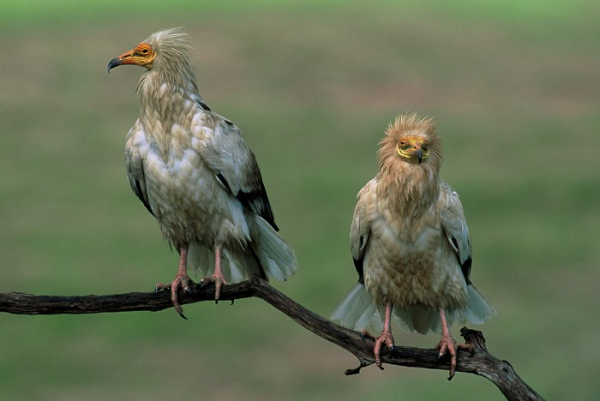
[107,42,156,72]
[396,135,430,164]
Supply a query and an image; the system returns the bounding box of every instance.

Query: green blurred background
[0,0,598,399]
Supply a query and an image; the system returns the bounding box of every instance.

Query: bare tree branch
[0,278,543,401]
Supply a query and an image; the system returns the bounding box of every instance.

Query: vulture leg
[156,246,192,319]
[362,302,396,369]
[211,245,228,301]
[437,308,472,380]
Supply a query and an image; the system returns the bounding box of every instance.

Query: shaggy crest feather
[108,28,297,316]
[331,112,494,374]
[139,28,198,93]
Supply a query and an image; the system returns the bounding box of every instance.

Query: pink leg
[211,246,228,300]
[155,246,192,319]
[437,308,471,380]
[361,302,395,369]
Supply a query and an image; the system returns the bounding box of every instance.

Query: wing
[193,111,278,230]
[439,180,472,284]
[350,179,377,283]
[125,120,154,216]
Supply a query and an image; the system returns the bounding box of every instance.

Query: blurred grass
[0,0,599,400]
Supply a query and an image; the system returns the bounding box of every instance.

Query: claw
[211,246,228,300]
[360,329,375,342]
[437,308,469,380]
[370,302,395,369]
[212,273,227,300]
[373,331,395,369]
[436,338,457,379]
[161,271,194,318]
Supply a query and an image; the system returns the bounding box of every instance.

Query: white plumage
[332,113,494,377]
[108,28,297,316]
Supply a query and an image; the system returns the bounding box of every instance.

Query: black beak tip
[106,58,121,74]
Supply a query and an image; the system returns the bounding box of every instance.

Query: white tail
[188,246,267,283]
[463,285,496,325]
[331,283,383,333]
[332,283,495,335]
[250,216,297,281]
[187,216,297,283]
[392,284,496,335]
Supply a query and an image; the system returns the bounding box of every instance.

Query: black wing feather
[352,234,366,284]
[216,172,278,231]
[133,178,154,217]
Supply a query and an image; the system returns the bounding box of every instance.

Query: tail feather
[331,283,383,333]
[187,244,259,283]
[392,307,440,334]
[223,248,263,283]
[392,284,496,335]
[187,243,211,278]
[251,216,297,281]
[185,215,297,284]
[187,244,252,283]
[463,285,496,324]
[333,283,495,335]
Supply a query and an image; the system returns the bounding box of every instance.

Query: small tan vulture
[107,28,297,317]
[331,113,495,378]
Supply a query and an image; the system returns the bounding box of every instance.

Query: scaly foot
[437,308,473,379]
[361,302,395,369]
[209,245,227,301]
[155,273,193,319]
[202,271,228,301]
[361,328,396,370]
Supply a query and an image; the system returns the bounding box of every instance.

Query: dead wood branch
[0,278,543,401]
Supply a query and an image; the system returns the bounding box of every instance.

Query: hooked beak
[106,57,122,73]
[106,48,140,73]
[416,148,423,164]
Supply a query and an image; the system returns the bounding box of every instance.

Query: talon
[370,302,395,370]
[437,309,461,379]
[160,247,194,316]
[167,272,193,317]
[459,343,474,354]
[209,272,228,301]
[438,343,447,359]
[373,331,395,369]
[360,329,375,342]
[211,246,228,300]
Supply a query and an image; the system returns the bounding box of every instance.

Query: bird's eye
[137,45,151,55]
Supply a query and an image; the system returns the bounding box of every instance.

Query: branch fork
[0,278,543,401]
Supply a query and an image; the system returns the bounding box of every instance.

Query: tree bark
[0,278,543,401]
